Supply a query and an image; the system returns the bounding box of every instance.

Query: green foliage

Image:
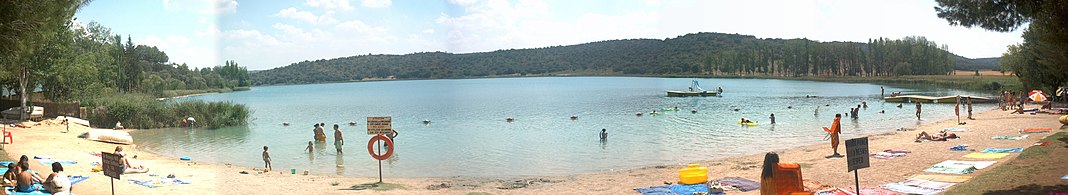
[81,94,249,129]
[937,0,1068,91]
[251,33,958,85]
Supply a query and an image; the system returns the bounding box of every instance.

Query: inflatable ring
[367,134,394,160]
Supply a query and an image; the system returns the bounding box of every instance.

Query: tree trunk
[19,67,28,121]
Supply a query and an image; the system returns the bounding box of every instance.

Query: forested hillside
[953,56,1001,71]
[253,32,975,85]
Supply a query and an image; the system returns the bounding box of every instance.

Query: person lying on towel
[915,130,957,142]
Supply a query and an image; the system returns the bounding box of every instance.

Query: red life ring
[367,134,394,160]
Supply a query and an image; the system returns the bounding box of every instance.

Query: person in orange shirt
[823,114,843,158]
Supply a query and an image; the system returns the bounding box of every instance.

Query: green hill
[252,32,980,86]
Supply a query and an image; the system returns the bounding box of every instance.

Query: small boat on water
[667,80,721,97]
[883,95,993,103]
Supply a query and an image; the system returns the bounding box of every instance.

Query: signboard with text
[101,152,123,179]
[367,116,392,135]
[845,137,870,172]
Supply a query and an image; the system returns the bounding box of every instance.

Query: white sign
[367,116,392,135]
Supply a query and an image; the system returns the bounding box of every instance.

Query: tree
[935,0,1068,91]
[0,0,92,120]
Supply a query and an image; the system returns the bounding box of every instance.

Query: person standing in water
[823,114,843,158]
[305,141,313,153]
[915,101,922,120]
[769,114,776,124]
[333,124,344,154]
[262,146,272,171]
[881,86,885,97]
[599,129,608,140]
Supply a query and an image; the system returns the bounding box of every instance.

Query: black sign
[845,137,870,172]
[101,152,123,179]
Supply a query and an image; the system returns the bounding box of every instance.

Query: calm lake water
[130,77,993,177]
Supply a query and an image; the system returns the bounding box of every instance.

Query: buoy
[282,122,290,126]
[506,117,514,121]
[690,109,697,113]
[570,115,578,120]
[348,121,357,125]
[423,119,431,124]
[636,112,643,116]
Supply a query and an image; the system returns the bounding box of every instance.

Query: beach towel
[128,179,161,188]
[634,186,677,195]
[949,145,968,151]
[1062,174,1068,180]
[871,151,908,160]
[820,187,902,195]
[963,152,1010,159]
[1034,142,1051,146]
[923,166,974,175]
[668,184,709,195]
[980,148,1024,153]
[992,135,1028,140]
[934,160,996,169]
[898,178,955,190]
[0,161,15,167]
[68,175,88,185]
[879,182,943,195]
[909,175,972,183]
[34,158,77,166]
[4,184,49,195]
[804,179,835,192]
[943,127,968,132]
[1020,128,1053,134]
[716,177,760,192]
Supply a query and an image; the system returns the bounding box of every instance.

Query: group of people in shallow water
[258,123,400,172]
[2,155,70,194]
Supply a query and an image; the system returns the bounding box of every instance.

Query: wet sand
[3,106,1063,194]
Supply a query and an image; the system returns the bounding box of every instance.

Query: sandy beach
[2,106,1063,194]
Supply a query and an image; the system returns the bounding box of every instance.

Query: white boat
[667,80,721,97]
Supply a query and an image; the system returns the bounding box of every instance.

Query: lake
[130,77,993,177]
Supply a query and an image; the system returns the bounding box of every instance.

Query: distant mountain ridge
[251,32,1001,86]
[953,56,1002,71]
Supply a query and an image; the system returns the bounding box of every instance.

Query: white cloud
[448,0,479,6]
[275,7,338,25]
[306,0,354,11]
[160,0,237,15]
[136,35,218,67]
[214,0,238,14]
[361,0,391,8]
[421,28,435,34]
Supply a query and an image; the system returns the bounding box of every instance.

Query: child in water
[305,141,313,153]
[262,146,272,171]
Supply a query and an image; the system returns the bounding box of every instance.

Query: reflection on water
[130,77,997,177]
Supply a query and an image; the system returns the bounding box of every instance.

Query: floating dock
[666,90,720,97]
[883,95,993,103]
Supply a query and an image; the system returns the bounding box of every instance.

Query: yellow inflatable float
[738,119,758,126]
[1059,115,1068,125]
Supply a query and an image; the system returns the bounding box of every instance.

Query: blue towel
[668,184,709,195]
[4,184,48,195]
[981,148,1023,153]
[69,175,88,185]
[718,177,760,191]
[949,145,968,151]
[634,186,677,195]
[0,161,15,167]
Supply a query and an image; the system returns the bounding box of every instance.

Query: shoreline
[251,74,1021,93]
[4,106,1063,194]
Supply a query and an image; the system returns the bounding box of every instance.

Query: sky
[75,0,1025,70]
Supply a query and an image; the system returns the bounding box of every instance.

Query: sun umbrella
[1028,90,1047,102]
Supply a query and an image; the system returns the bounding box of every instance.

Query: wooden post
[377,140,382,183]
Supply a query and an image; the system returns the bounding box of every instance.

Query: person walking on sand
[769,114,776,124]
[967,97,974,120]
[333,124,344,154]
[915,101,922,120]
[262,146,272,171]
[955,96,962,124]
[822,114,843,158]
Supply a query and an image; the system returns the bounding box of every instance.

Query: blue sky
[76,0,1024,70]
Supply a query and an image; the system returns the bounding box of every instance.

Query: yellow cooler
[678,164,708,184]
